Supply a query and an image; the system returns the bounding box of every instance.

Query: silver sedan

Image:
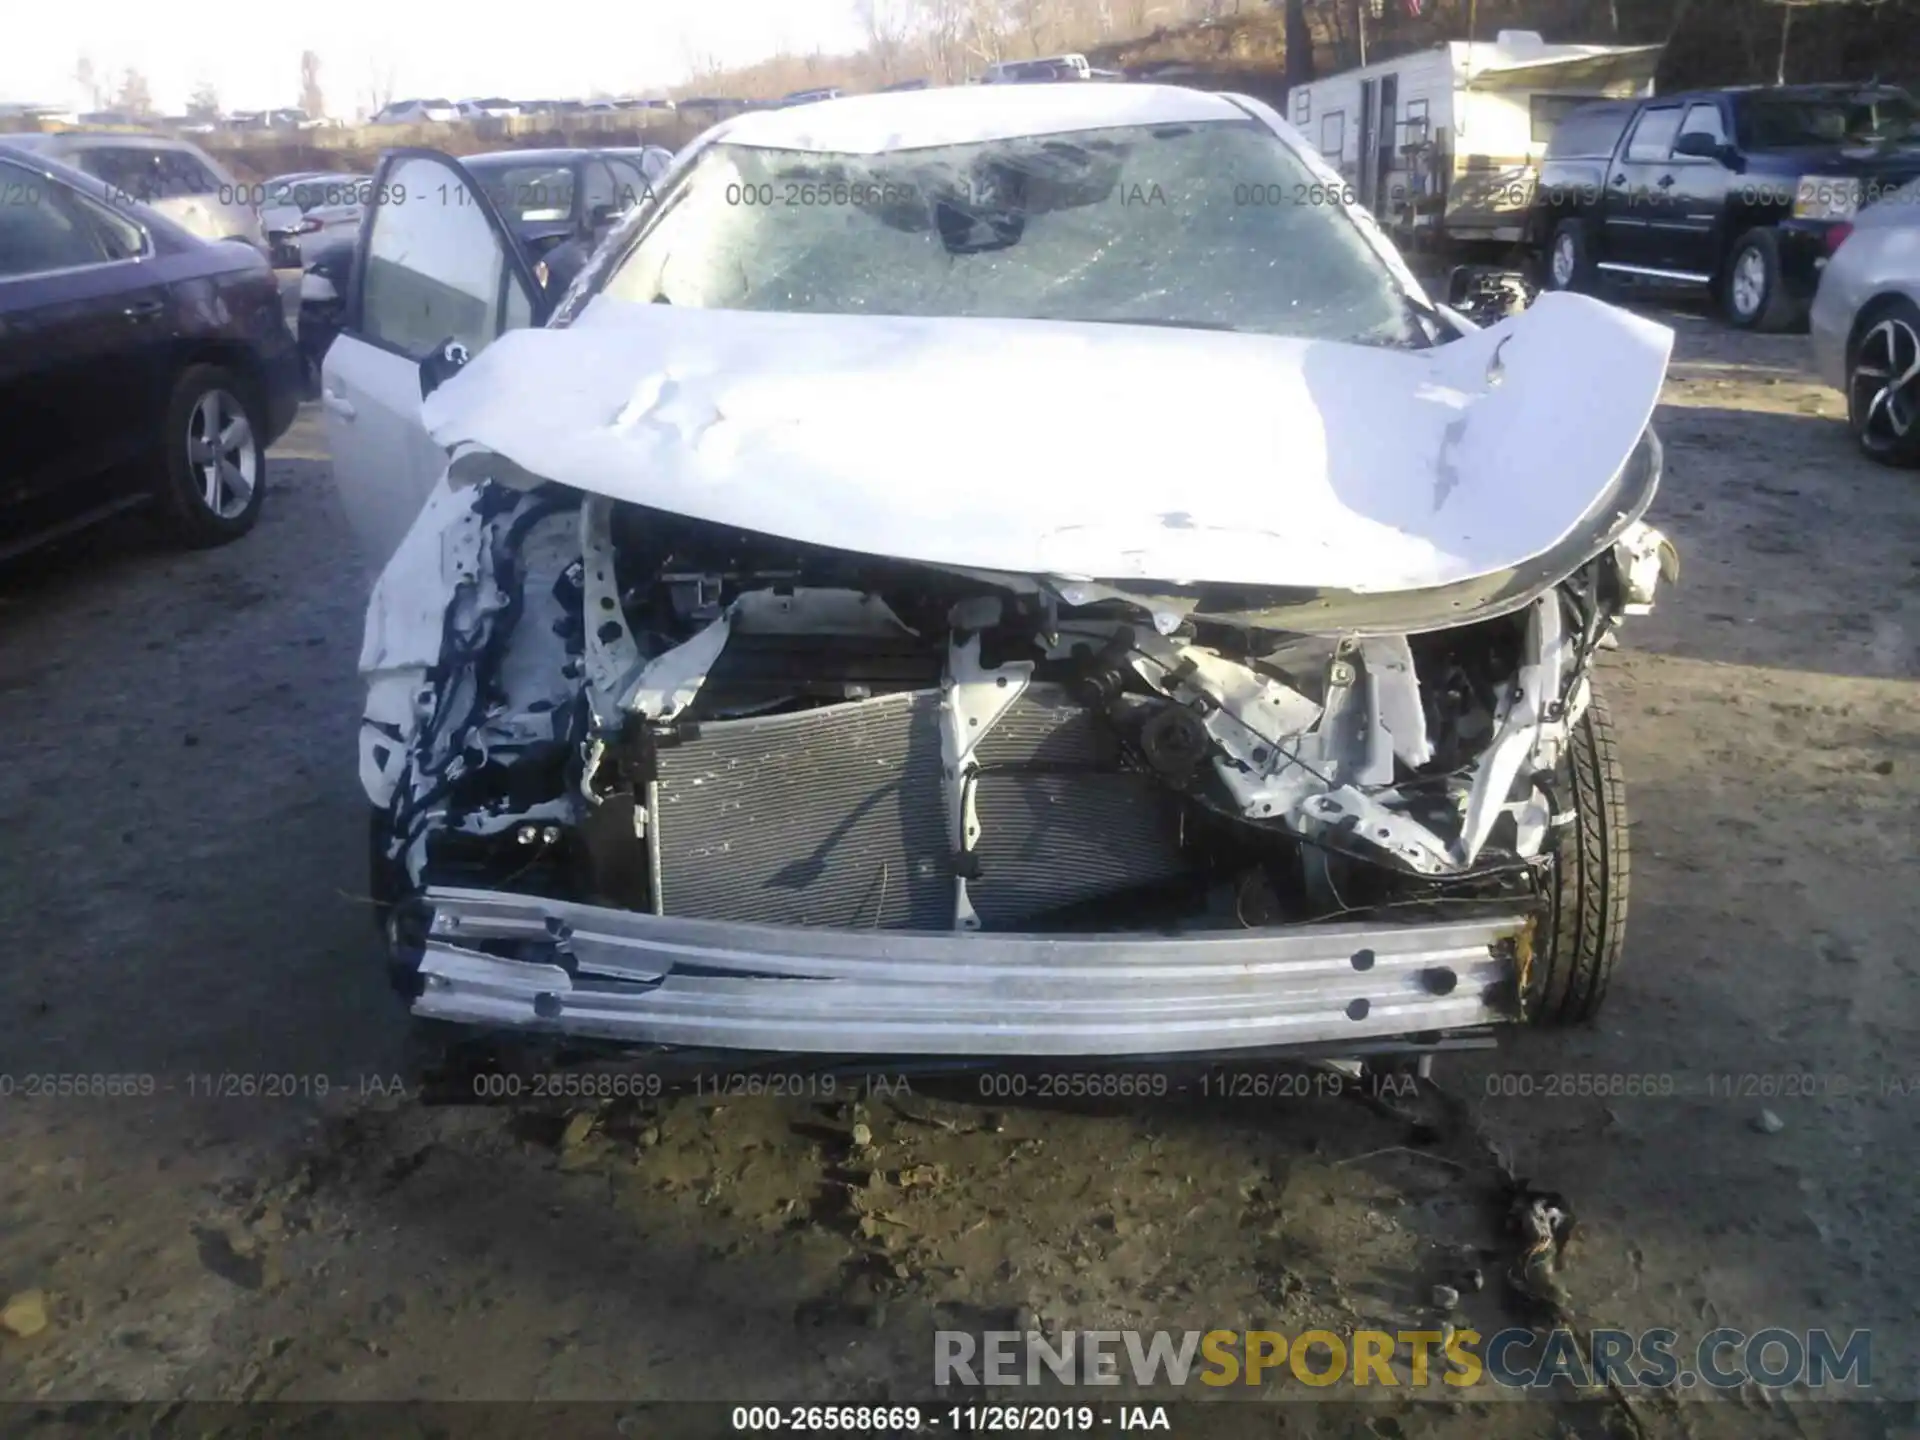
[1810,178,1920,466]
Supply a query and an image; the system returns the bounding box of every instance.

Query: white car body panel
[282,202,364,264]
[321,341,457,566]
[258,200,303,236]
[149,193,266,249]
[707,83,1242,154]
[418,291,1671,594]
[327,84,1672,588]
[270,175,372,254]
[324,83,1683,1058]
[376,102,459,124]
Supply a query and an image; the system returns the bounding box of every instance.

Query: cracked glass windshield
[598,118,1421,345]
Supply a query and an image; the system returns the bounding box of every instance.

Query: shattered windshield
[1738,90,1919,147]
[596,120,1422,345]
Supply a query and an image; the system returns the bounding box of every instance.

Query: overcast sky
[5,0,866,115]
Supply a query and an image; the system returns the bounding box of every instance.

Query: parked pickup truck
[1526,84,1920,329]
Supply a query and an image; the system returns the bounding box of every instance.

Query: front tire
[1545,219,1593,293]
[1722,227,1801,332]
[1528,689,1629,1025]
[1845,296,1920,467]
[157,363,266,547]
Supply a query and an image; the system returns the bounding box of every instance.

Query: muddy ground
[1,299,1916,1439]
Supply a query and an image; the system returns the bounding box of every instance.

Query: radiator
[650,686,1193,930]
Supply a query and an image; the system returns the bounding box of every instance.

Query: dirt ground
[1,297,1916,1439]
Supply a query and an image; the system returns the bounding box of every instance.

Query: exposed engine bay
[362,477,1676,960]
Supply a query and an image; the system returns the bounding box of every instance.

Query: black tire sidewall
[159,363,267,547]
[1547,220,1589,292]
[1530,687,1630,1025]
[1722,228,1799,332]
[1845,296,1920,467]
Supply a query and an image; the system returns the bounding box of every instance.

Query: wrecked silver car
[322,86,1677,1059]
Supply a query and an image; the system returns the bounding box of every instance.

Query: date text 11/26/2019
[730,1404,1172,1432]
[0,1073,410,1101]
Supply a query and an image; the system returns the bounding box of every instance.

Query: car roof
[465,148,591,166]
[4,129,204,151]
[1643,83,1912,105]
[708,83,1244,154]
[266,170,365,187]
[467,147,664,167]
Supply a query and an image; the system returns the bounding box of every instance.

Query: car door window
[72,190,147,260]
[0,162,111,278]
[1546,104,1631,159]
[1677,103,1727,150]
[1624,107,1683,162]
[582,161,617,223]
[160,149,222,194]
[607,159,650,216]
[75,145,220,201]
[357,154,526,360]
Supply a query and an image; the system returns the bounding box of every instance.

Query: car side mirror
[1672,131,1735,165]
[418,336,472,399]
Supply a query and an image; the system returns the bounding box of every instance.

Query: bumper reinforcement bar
[413,887,1533,1056]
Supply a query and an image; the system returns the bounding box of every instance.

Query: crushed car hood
[421,292,1673,593]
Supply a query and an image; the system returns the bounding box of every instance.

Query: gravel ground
[1,297,1916,1438]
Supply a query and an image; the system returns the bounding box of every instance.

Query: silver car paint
[1810,178,1920,394]
[3,132,266,251]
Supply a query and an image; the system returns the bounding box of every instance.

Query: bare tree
[364,61,396,118]
[1008,0,1054,55]
[74,54,107,110]
[187,80,221,120]
[113,68,155,117]
[300,50,325,118]
[966,0,1011,63]
[680,39,725,86]
[1282,0,1314,91]
[856,0,914,81]
[920,0,973,81]
[1759,0,1888,85]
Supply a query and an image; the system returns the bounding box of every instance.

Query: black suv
[1526,84,1920,329]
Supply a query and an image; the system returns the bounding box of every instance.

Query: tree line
[686,0,1914,99]
[70,50,327,120]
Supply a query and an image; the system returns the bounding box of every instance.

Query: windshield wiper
[1381,291,1449,349]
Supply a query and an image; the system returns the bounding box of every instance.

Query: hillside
[685,0,1920,102]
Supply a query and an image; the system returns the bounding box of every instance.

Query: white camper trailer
[1287,30,1661,248]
